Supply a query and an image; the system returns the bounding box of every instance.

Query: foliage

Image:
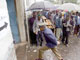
[64,0,78,3]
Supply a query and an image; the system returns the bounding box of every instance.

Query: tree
[45,0,54,3]
[64,0,77,3]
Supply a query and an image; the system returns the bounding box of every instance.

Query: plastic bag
[43,49,54,60]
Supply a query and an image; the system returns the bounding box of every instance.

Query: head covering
[39,22,47,28]
[38,14,41,17]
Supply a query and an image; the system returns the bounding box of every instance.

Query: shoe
[61,59,63,60]
[36,59,43,60]
[62,42,65,45]
[65,44,69,47]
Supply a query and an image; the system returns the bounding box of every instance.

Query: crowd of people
[29,10,80,46]
[28,10,80,60]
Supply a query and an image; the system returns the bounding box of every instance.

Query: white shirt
[66,20,72,31]
[33,18,43,34]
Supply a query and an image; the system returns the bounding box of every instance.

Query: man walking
[36,25,63,60]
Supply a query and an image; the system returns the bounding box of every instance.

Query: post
[15,0,26,43]
[24,0,31,48]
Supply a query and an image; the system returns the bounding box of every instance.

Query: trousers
[39,46,62,60]
[62,31,69,44]
[36,31,43,46]
[56,28,62,40]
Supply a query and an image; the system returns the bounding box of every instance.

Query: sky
[36,0,44,2]
[78,0,80,2]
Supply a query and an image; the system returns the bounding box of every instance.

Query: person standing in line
[33,14,44,46]
[69,16,75,35]
[74,12,79,36]
[62,16,72,47]
[36,25,63,60]
[29,12,37,45]
[72,13,76,35]
[43,10,49,19]
[77,13,80,37]
[53,13,59,35]
[55,14,63,41]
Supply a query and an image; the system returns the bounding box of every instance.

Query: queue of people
[28,10,80,60]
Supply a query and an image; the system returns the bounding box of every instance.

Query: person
[51,11,56,19]
[77,13,80,37]
[55,14,63,41]
[53,13,58,24]
[74,12,79,36]
[72,13,76,35]
[62,16,72,46]
[42,10,49,19]
[69,16,74,34]
[29,12,37,45]
[36,25,63,60]
[33,14,44,46]
[78,26,80,37]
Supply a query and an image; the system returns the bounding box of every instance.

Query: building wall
[0,0,17,60]
[15,0,26,43]
[6,0,20,43]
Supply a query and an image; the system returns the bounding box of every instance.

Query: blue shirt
[43,28,57,48]
[75,16,78,25]
[56,18,63,28]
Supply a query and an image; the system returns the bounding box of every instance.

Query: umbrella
[57,3,80,11]
[27,1,55,11]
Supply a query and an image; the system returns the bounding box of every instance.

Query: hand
[57,41,60,45]
[34,32,37,34]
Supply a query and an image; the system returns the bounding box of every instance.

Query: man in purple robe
[29,12,37,45]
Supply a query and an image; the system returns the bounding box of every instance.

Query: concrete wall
[0,0,17,60]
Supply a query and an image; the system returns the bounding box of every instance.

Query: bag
[43,49,55,60]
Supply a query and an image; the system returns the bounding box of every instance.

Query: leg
[77,25,80,35]
[39,46,49,59]
[51,47,63,60]
[62,33,66,44]
[56,28,61,40]
[40,40,43,46]
[76,25,79,35]
[65,31,69,45]
[36,33,40,46]
[79,28,80,37]
[29,31,33,45]
[58,28,62,41]
[39,31,43,46]
[62,28,66,44]
[33,32,37,45]
[74,26,77,35]
[30,31,36,45]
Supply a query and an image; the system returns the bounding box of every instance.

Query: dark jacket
[43,28,57,48]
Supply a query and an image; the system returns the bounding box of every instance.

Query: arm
[43,29,57,45]
[48,34,57,45]
[33,20,37,34]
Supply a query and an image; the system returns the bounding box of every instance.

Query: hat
[38,22,47,28]
[38,14,42,17]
